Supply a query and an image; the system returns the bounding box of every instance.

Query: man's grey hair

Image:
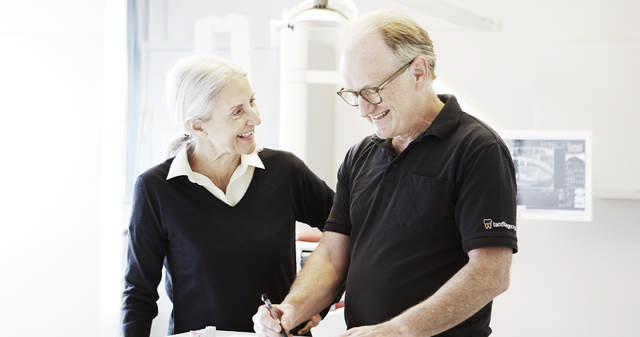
[350,10,437,80]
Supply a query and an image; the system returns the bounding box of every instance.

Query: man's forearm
[283,231,350,327]
[388,247,512,337]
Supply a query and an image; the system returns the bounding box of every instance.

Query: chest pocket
[388,174,454,231]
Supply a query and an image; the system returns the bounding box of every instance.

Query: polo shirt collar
[416,94,462,141]
[166,145,264,181]
[371,94,462,146]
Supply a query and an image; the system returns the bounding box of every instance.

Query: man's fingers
[293,313,322,335]
[310,313,322,325]
[253,305,285,337]
[296,321,313,335]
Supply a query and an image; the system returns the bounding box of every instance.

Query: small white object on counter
[190,326,216,337]
[167,326,216,337]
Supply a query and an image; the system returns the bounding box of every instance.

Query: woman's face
[201,76,261,155]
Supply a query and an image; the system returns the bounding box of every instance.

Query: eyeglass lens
[340,88,381,106]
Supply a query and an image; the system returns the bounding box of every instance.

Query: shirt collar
[241,149,265,170]
[370,93,462,146]
[420,94,462,140]
[166,146,265,181]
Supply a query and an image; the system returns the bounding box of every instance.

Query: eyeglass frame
[336,56,418,107]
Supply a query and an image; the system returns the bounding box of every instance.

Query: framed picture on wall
[499,130,593,221]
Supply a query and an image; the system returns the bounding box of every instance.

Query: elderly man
[254,9,517,337]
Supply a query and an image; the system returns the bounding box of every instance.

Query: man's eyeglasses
[337,57,416,107]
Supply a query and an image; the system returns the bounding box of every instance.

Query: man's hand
[253,303,294,337]
[253,232,350,337]
[253,303,323,337]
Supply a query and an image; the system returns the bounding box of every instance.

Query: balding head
[344,10,437,80]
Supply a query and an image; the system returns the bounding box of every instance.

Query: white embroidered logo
[483,219,516,231]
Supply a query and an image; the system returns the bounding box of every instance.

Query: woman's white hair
[165,54,247,156]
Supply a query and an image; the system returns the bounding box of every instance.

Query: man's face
[339,33,420,140]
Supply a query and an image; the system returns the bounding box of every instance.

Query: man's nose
[358,96,376,118]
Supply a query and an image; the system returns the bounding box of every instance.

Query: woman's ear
[188,119,207,136]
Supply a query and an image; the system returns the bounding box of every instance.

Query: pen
[260,293,288,337]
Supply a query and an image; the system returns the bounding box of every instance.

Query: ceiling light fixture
[286,0,358,29]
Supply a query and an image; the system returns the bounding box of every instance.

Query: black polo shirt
[324,94,517,336]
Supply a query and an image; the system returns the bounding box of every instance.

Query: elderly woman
[121,55,334,336]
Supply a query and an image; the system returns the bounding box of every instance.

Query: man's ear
[412,56,429,84]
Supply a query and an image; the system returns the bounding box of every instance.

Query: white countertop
[169,330,302,337]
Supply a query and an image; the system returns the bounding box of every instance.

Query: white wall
[0,1,125,336]
[492,199,640,336]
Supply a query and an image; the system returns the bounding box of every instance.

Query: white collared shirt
[166,146,265,207]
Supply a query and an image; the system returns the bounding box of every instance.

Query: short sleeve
[324,151,353,236]
[456,142,518,253]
